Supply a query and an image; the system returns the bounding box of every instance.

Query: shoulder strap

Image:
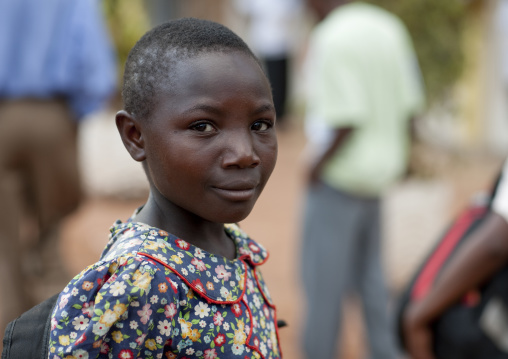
[2,293,60,359]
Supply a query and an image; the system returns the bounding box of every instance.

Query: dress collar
[103,220,270,304]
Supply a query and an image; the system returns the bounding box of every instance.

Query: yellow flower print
[260,316,266,329]
[92,340,102,348]
[111,330,123,343]
[206,281,214,290]
[145,338,157,351]
[187,289,195,300]
[239,273,245,290]
[113,303,127,316]
[133,271,152,291]
[145,241,164,250]
[189,328,201,342]
[59,335,70,346]
[178,318,192,339]
[271,329,279,355]
[64,356,77,359]
[82,281,94,291]
[108,262,119,274]
[237,319,245,331]
[117,254,133,266]
[233,327,246,345]
[99,309,119,326]
[171,255,183,264]
[95,292,104,304]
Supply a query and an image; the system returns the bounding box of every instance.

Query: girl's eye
[191,122,214,132]
[251,121,272,131]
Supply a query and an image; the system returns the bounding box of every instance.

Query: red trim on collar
[139,252,248,305]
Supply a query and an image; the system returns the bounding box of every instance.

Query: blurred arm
[308,127,353,185]
[403,211,508,359]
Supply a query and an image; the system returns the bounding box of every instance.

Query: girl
[48,18,281,359]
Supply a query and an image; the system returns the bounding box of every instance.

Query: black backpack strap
[2,293,60,359]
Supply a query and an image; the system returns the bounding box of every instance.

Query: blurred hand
[403,302,436,359]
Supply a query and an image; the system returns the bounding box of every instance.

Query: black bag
[1,293,59,359]
[396,174,508,358]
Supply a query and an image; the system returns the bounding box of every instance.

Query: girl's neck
[134,192,237,260]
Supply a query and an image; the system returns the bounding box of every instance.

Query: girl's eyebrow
[182,103,275,115]
[183,104,222,115]
[252,103,276,115]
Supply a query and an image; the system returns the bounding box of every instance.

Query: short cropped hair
[122,18,261,120]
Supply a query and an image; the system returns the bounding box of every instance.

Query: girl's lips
[212,187,257,201]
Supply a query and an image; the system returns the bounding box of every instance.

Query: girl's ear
[115,110,146,162]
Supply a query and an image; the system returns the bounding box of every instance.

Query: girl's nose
[221,132,260,169]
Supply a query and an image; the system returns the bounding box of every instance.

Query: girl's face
[141,51,278,224]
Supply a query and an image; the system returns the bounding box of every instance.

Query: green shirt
[306,2,424,197]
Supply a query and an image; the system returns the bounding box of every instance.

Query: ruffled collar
[102,220,270,304]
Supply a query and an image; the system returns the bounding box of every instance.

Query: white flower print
[72,315,90,331]
[223,322,230,331]
[92,322,108,336]
[129,321,138,330]
[72,349,88,359]
[232,344,244,355]
[186,348,195,355]
[150,295,159,304]
[109,281,127,296]
[199,320,207,328]
[157,319,172,336]
[194,248,206,259]
[253,294,261,308]
[71,288,79,296]
[194,302,210,318]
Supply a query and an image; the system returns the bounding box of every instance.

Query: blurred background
[2,0,508,358]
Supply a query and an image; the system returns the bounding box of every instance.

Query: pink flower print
[232,303,243,318]
[51,317,57,330]
[246,278,255,292]
[263,305,270,318]
[81,301,94,317]
[164,303,177,319]
[215,265,231,281]
[135,333,147,346]
[175,239,190,250]
[59,293,70,309]
[191,258,206,271]
[137,304,152,324]
[213,312,223,326]
[204,348,218,359]
[100,341,109,354]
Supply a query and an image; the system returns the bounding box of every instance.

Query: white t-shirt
[492,158,508,222]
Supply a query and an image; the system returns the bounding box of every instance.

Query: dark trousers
[264,57,288,122]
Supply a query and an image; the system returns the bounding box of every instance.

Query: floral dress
[48,219,282,359]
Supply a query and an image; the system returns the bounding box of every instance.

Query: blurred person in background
[234,0,303,128]
[403,2,508,358]
[300,0,425,358]
[0,0,116,335]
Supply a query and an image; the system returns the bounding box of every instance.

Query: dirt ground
[7,120,505,358]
